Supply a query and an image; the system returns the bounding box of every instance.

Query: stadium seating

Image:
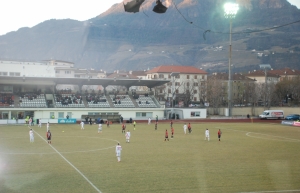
[136,95,159,108]
[19,94,47,108]
[86,94,110,108]
[0,94,14,107]
[54,94,85,108]
[110,95,135,108]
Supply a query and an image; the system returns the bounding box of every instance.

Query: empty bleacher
[110,95,135,108]
[19,93,47,108]
[136,95,159,108]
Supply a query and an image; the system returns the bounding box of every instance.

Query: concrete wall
[33,108,165,121]
[207,107,300,117]
[166,108,207,119]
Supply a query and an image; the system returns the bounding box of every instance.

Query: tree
[181,79,196,107]
[274,78,300,106]
[206,75,224,114]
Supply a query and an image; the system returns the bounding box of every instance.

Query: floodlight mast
[224,2,239,117]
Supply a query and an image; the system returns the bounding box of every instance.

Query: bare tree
[275,78,300,106]
[198,79,207,106]
[206,75,224,114]
[181,79,196,107]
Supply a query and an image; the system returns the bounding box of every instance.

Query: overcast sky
[0,0,299,36]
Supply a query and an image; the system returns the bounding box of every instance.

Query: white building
[146,65,207,105]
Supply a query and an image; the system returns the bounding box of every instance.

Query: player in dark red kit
[165,129,169,141]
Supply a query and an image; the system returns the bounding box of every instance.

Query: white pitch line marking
[216,127,300,142]
[240,189,300,193]
[33,129,103,193]
[246,132,300,142]
[0,136,118,155]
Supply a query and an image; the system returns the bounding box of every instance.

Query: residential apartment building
[269,67,300,81]
[146,65,207,105]
[245,70,279,84]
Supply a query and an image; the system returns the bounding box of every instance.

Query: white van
[259,110,284,119]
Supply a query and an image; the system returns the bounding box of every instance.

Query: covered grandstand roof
[0,76,169,88]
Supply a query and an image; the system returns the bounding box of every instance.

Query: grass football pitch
[0,121,300,193]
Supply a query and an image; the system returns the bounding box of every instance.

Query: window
[65,71,71,74]
[168,75,171,78]
[58,112,64,119]
[9,72,20,76]
[136,112,153,117]
[176,89,179,94]
[193,82,198,86]
[191,111,200,117]
[194,97,197,101]
[175,82,180,86]
[187,75,190,79]
[168,89,171,93]
[194,75,197,79]
[160,89,163,93]
[50,112,55,119]
[67,112,72,118]
[194,90,197,94]
[159,74,164,78]
[187,82,190,87]
[0,72,8,76]
[56,70,60,74]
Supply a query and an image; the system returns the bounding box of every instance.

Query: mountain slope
[0,0,299,72]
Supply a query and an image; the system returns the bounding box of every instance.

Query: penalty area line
[33,129,102,193]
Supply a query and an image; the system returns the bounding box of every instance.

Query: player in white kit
[148,117,151,125]
[29,129,34,143]
[125,130,131,143]
[205,128,210,141]
[183,123,187,134]
[98,123,102,133]
[28,118,32,126]
[81,121,85,130]
[46,122,50,131]
[38,119,42,128]
[116,143,122,162]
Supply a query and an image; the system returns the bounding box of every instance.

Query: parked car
[285,114,300,120]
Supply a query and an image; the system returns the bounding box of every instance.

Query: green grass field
[0,121,300,193]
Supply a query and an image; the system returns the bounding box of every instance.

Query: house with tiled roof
[244,70,279,84]
[269,68,300,81]
[146,65,208,105]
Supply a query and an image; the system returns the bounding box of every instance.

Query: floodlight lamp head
[224,3,239,18]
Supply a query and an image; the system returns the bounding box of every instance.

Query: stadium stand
[54,94,85,108]
[86,94,110,108]
[19,93,47,108]
[110,95,135,108]
[136,95,160,108]
[0,93,14,107]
